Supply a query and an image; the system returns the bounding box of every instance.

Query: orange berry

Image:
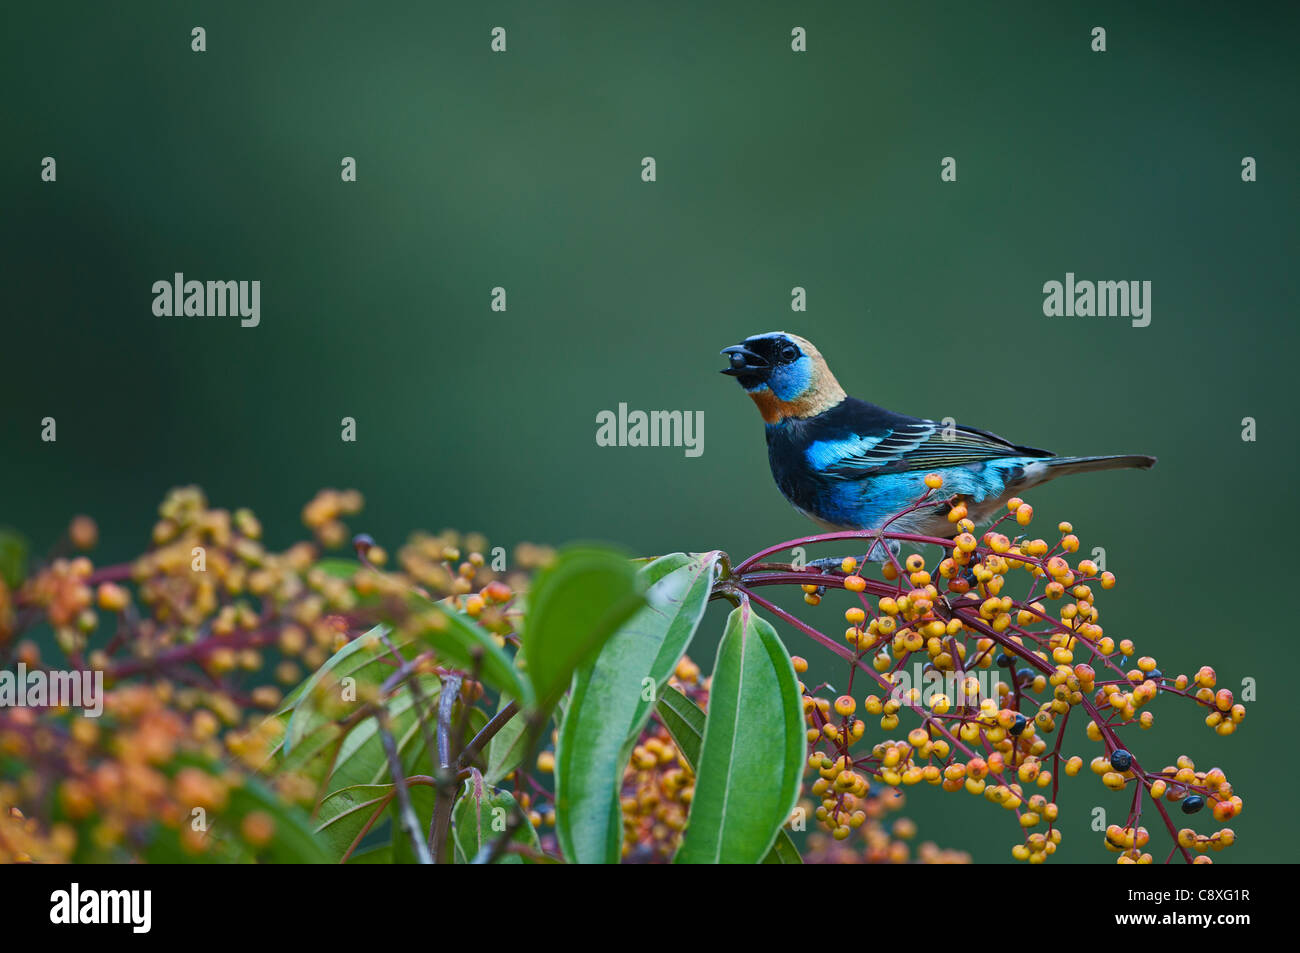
[240,811,276,847]
[69,515,98,550]
[96,582,129,612]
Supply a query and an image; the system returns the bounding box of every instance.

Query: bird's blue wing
[810,420,1052,480]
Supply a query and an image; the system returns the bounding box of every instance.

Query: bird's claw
[804,556,848,575]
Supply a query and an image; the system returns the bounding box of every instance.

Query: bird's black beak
[720,345,768,376]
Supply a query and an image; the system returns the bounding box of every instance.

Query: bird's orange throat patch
[748,383,846,424]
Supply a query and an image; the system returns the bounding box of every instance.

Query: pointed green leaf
[657,685,802,865]
[656,684,706,765]
[554,552,720,864]
[331,677,439,789]
[670,603,805,864]
[390,783,437,864]
[451,772,539,864]
[521,546,643,712]
[347,844,393,864]
[315,784,395,860]
[761,831,804,864]
[411,600,531,706]
[484,695,528,784]
[0,528,28,589]
[312,558,364,582]
[281,624,402,754]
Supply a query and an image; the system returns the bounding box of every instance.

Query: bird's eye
[780,345,799,362]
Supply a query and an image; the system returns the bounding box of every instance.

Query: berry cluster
[0,487,537,862]
[722,477,1245,863]
[617,658,704,861]
[0,479,1247,864]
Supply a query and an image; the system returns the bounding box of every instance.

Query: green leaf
[411,600,532,706]
[657,685,801,864]
[451,772,539,864]
[521,546,643,712]
[275,721,345,777]
[312,558,364,582]
[484,695,527,784]
[222,778,332,863]
[762,831,804,864]
[390,783,437,864]
[554,551,720,864]
[280,624,400,754]
[461,704,489,753]
[304,560,527,704]
[666,603,806,864]
[315,783,395,861]
[0,528,28,589]
[266,672,440,807]
[656,684,706,765]
[347,844,393,864]
[329,676,439,790]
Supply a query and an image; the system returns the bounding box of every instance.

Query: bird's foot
[863,539,902,564]
[803,540,901,574]
[804,556,850,574]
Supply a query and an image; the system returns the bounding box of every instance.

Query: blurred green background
[3,1,1297,862]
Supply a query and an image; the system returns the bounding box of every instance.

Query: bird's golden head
[720,332,846,424]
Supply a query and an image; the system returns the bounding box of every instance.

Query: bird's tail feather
[1043,454,1157,478]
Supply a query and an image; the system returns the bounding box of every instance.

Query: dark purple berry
[1181,795,1205,815]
